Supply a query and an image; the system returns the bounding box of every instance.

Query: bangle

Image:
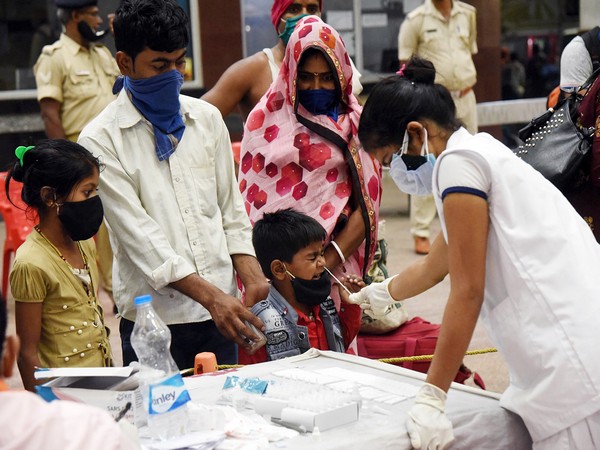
[330,240,345,264]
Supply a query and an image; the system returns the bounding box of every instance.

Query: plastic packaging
[241,320,267,355]
[130,294,191,440]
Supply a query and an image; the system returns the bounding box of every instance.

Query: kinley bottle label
[148,373,191,415]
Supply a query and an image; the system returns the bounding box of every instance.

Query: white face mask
[389,128,436,196]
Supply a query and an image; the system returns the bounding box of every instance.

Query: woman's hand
[324,208,366,269]
[334,273,365,303]
[342,274,365,293]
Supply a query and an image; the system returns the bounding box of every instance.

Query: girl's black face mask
[58,195,104,241]
[287,270,331,306]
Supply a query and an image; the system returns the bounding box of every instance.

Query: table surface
[184,349,532,450]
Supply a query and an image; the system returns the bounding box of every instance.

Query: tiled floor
[3,172,510,393]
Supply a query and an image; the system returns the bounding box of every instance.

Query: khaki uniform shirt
[34,33,119,141]
[398,0,477,92]
[10,231,112,368]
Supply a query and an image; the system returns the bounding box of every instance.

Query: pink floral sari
[239,16,381,281]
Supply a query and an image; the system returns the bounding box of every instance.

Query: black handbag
[515,68,599,191]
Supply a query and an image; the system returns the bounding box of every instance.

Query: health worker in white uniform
[350,56,600,450]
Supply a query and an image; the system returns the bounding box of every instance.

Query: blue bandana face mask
[278,14,309,46]
[297,89,339,121]
[389,128,436,196]
[113,70,185,161]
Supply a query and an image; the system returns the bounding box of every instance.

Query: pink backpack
[357,317,485,388]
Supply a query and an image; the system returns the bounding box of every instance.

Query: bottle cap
[134,295,152,306]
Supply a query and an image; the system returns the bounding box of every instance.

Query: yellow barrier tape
[181,348,499,374]
[217,364,244,370]
[379,347,497,364]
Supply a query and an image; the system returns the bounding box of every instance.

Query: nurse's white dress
[432,127,600,445]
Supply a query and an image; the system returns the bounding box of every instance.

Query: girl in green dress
[6,140,111,391]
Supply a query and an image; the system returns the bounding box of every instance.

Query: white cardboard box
[35,366,144,427]
[253,395,359,432]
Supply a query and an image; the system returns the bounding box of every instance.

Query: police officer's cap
[54,0,98,8]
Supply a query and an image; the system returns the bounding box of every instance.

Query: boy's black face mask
[287,270,331,306]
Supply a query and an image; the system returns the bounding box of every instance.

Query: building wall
[198,0,243,89]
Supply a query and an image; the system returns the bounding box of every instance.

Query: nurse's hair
[358,56,462,153]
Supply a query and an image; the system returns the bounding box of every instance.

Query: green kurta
[10,231,112,368]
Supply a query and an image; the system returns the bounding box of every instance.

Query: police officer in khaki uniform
[34,0,119,299]
[34,0,119,141]
[397,0,478,255]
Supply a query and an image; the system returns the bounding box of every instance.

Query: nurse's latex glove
[346,276,403,318]
[406,383,454,450]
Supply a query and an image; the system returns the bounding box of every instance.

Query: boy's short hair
[253,208,327,279]
[114,0,189,63]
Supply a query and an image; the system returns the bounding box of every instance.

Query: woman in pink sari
[239,16,381,337]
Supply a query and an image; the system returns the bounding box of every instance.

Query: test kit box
[35,366,144,426]
[253,396,360,432]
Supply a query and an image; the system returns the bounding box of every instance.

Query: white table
[184,349,532,449]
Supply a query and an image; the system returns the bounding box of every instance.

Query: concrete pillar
[465,0,501,137]
[198,0,243,90]
[466,0,501,103]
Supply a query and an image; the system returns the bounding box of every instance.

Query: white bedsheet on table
[184,349,532,449]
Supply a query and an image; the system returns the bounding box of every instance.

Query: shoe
[414,237,430,255]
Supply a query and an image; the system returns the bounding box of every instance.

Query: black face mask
[77,21,108,42]
[401,154,428,170]
[58,195,104,241]
[287,270,331,306]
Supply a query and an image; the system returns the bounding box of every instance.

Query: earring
[53,192,60,215]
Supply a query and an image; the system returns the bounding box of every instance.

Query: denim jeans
[120,318,237,370]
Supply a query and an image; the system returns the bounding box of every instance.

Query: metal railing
[0,97,548,135]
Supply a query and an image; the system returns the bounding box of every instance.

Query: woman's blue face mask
[389,128,436,196]
[297,89,338,120]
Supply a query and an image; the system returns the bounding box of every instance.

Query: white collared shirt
[79,91,255,323]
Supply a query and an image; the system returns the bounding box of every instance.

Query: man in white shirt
[0,299,138,450]
[79,0,268,369]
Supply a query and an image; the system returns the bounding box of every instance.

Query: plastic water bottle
[130,294,191,440]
